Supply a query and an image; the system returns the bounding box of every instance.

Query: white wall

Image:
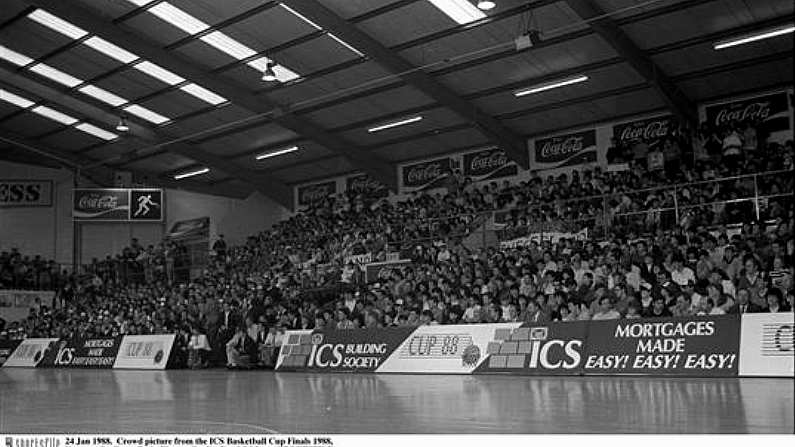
[0,160,74,266]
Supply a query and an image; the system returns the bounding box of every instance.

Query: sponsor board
[365,259,413,283]
[583,315,740,376]
[463,148,518,182]
[167,216,210,240]
[401,158,453,192]
[738,313,794,377]
[344,253,373,266]
[276,327,415,372]
[378,323,521,373]
[1,338,58,367]
[39,336,122,368]
[474,321,589,375]
[346,174,388,198]
[703,92,792,144]
[113,334,175,369]
[0,339,21,366]
[0,290,55,309]
[0,180,53,207]
[297,181,336,206]
[532,129,597,171]
[500,229,588,249]
[73,188,163,221]
[275,330,312,370]
[611,115,677,156]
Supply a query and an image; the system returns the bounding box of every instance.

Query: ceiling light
[0,89,35,108]
[477,1,496,10]
[29,63,82,88]
[279,4,364,57]
[328,34,365,57]
[123,104,170,124]
[78,85,128,107]
[83,36,139,64]
[76,123,118,140]
[31,105,78,125]
[27,9,88,40]
[180,84,227,105]
[143,2,209,35]
[368,116,423,133]
[116,115,130,132]
[713,24,795,50]
[261,62,277,82]
[174,167,209,180]
[133,61,185,85]
[250,58,300,82]
[201,31,257,60]
[514,74,589,97]
[427,0,486,25]
[0,45,34,66]
[256,146,299,160]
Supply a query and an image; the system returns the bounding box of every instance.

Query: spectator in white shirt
[592,297,621,320]
[670,255,695,287]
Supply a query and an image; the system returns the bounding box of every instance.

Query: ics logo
[461,345,481,367]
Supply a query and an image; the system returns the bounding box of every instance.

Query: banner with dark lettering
[401,158,453,192]
[297,181,337,207]
[610,115,678,165]
[532,130,597,171]
[582,315,740,376]
[703,92,792,144]
[365,259,413,283]
[39,336,121,369]
[277,327,415,373]
[0,339,21,366]
[73,188,163,221]
[463,148,518,182]
[345,174,388,198]
[0,180,53,207]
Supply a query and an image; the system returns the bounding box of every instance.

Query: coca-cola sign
[402,158,453,191]
[704,92,790,143]
[612,115,676,152]
[463,148,518,181]
[346,174,387,198]
[297,181,336,206]
[73,189,130,221]
[533,129,597,168]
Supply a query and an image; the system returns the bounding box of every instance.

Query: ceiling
[0,0,792,208]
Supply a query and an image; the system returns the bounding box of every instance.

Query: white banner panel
[377,323,522,373]
[1,338,58,367]
[739,313,794,377]
[275,330,312,370]
[113,334,176,369]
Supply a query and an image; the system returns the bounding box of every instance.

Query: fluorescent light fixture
[329,34,365,57]
[0,45,34,66]
[145,2,209,35]
[514,74,589,97]
[29,63,82,87]
[31,105,78,125]
[83,36,139,63]
[714,24,795,50]
[280,4,364,57]
[180,84,227,105]
[477,1,496,10]
[27,9,88,40]
[427,0,486,24]
[248,58,300,82]
[133,61,185,85]
[0,89,35,108]
[368,116,423,133]
[256,146,299,160]
[123,104,170,124]
[174,167,209,180]
[76,123,118,140]
[78,85,128,107]
[201,31,256,60]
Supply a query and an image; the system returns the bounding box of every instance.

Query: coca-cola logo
[78,194,119,210]
[407,163,442,184]
[301,185,331,202]
[618,120,670,142]
[470,151,508,172]
[714,102,770,126]
[540,137,584,159]
[349,176,382,192]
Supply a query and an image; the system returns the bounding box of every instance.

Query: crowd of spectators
[0,249,65,290]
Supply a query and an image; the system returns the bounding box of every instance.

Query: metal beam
[281,0,529,169]
[564,0,697,125]
[21,0,398,191]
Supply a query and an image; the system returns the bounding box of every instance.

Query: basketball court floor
[1,369,792,434]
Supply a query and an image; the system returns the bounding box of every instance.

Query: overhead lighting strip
[368,116,423,133]
[174,167,210,180]
[279,4,365,57]
[426,0,486,25]
[255,145,299,160]
[713,24,795,50]
[25,9,228,106]
[514,75,589,97]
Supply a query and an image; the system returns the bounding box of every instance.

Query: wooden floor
[0,369,792,434]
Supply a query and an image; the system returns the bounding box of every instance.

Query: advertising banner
[276,327,415,373]
[113,334,175,369]
[610,115,678,166]
[1,338,58,367]
[499,229,589,249]
[582,315,740,376]
[39,336,122,368]
[344,253,373,266]
[346,174,388,198]
[0,290,55,309]
[167,216,210,241]
[532,129,597,171]
[401,158,453,192]
[73,188,163,221]
[297,181,336,207]
[378,323,521,373]
[365,259,413,283]
[0,339,21,366]
[704,92,792,144]
[463,148,518,182]
[738,313,794,377]
[0,180,53,207]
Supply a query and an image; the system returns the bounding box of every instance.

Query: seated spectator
[226,324,257,369]
[188,326,211,369]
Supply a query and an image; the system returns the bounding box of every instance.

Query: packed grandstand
[1,123,792,369]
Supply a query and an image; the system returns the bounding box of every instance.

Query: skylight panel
[133,61,185,85]
[427,0,486,25]
[123,104,170,124]
[27,9,88,40]
[83,36,139,64]
[0,89,35,108]
[200,31,257,60]
[78,85,129,107]
[0,45,34,66]
[75,123,119,140]
[31,105,79,125]
[146,2,210,35]
[179,84,227,105]
[29,63,82,88]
